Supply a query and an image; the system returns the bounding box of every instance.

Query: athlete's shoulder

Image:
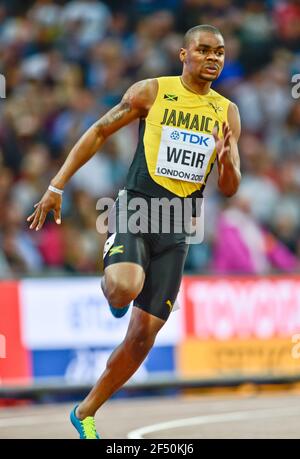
[124,78,158,115]
[125,77,181,115]
[209,89,240,135]
[155,76,179,83]
[208,88,240,121]
[208,87,233,106]
[154,75,182,90]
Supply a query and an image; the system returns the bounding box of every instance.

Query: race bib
[155,126,215,183]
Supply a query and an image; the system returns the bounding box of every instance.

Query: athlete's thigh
[103,231,150,289]
[134,243,188,321]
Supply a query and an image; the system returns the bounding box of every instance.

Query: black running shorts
[103,189,190,321]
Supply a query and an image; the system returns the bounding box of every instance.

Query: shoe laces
[81,416,98,439]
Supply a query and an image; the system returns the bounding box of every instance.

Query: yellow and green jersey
[126,75,231,200]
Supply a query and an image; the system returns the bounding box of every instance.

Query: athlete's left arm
[215,102,241,197]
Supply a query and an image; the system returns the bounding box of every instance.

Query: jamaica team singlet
[126,76,231,201]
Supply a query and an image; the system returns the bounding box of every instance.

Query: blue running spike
[70,405,100,439]
[109,303,130,318]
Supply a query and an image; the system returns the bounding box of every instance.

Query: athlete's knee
[105,276,142,308]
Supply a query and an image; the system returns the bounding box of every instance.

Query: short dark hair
[183,25,223,47]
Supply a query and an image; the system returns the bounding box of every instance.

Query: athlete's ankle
[76,404,95,420]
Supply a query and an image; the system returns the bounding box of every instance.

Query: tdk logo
[170,130,210,146]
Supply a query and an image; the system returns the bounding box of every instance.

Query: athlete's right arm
[27,79,158,231]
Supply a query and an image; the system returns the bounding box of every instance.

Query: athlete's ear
[179,48,186,63]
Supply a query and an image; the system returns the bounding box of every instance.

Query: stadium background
[1,0,300,433]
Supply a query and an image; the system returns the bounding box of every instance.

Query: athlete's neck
[180,73,212,96]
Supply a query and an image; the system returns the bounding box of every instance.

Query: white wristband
[48,185,64,196]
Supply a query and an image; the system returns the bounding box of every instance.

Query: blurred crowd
[0,0,300,277]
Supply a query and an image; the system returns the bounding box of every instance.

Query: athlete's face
[180,32,225,82]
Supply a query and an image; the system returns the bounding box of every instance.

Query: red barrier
[0,281,31,384]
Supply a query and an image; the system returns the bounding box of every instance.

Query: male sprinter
[27,25,241,439]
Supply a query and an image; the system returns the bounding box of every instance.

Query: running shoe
[70,405,100,439]
[109,303,130,318]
